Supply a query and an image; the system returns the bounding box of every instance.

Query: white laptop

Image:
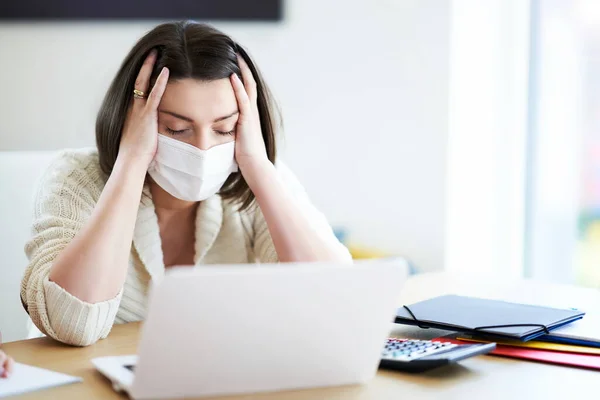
[92,260,408,399]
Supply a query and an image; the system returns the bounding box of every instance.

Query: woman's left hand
[230,55,270,173]
[0,349,14,378]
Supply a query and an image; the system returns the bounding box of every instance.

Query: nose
[192,129,219,151]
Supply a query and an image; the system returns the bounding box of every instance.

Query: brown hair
[96,20,279,210]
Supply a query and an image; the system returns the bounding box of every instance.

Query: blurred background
[0,0,598,342]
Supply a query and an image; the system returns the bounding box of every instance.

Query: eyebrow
[213,111,239,123]
[159,110,239,123]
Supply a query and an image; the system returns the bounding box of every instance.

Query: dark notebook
[395,295,585,341]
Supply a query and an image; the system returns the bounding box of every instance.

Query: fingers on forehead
[135,50,158,92]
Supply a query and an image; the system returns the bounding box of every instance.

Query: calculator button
[383,339,457,357]
[382,340,459,361]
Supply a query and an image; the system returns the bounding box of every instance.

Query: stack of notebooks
[395,295,600,370]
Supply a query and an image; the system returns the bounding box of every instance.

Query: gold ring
[133,89,146,99]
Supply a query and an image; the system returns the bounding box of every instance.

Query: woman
[21,21,351,347]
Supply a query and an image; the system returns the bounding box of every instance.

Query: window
[446,0,598,286]
[527,0,600,286]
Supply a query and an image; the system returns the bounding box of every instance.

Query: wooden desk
[5,272,600,399]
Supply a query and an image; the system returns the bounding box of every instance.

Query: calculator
[379,338,496,372]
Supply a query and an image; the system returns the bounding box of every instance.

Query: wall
[0,0,450,339]
[528,0,585,283]
[445,0,530,278]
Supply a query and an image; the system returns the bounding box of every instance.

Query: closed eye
[214,129,235,136]
[166,128,190,136]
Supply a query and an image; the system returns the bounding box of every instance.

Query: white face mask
[147,134,238,202]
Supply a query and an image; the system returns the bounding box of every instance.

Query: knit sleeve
[252,162,352,263]
[20,150,123,346]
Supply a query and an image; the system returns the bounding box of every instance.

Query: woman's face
[157,78,239,149]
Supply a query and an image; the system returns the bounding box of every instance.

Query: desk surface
[5,272,600,400]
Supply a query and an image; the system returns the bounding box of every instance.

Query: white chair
[0,151,57,342]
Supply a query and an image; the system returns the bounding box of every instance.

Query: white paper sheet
[0,362,82,398]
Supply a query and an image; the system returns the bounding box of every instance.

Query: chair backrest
[0,151,57,342]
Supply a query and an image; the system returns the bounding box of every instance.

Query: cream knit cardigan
[20,149,350,346]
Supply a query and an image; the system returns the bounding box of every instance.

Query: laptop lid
[130,261,408,399]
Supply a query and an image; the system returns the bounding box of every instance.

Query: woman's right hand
[118,50,170,169]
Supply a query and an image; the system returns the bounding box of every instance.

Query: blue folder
[538,336,600,348]
[395,295,585,342]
